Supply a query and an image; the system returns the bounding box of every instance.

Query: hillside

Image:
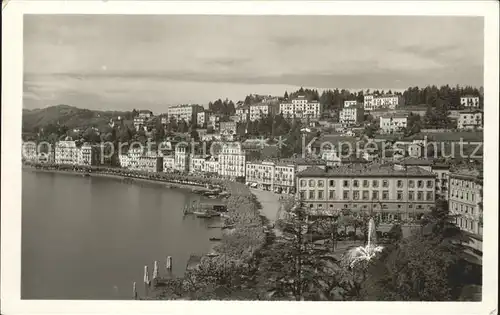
[22,105,135,132]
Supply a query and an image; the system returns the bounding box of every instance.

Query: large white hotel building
[279,95,321,119]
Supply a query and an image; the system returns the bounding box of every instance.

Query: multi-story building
[167,104,204,123]
[457,110,483,130]
[449,169,483,253]
[22,141,38,162]
[340,106,364,126]
[245,160,296,193]
[379,114,408,133]
[218,142,246,178]
[203,157,220,174]
[139,156,163,172]
[163,156,175,172]
[208,113,221,130]
[119,154,131,168]
[394,158,450,200]
[78,143,100,166]
[249,103,272,121]
[189,155,207,174]
[235,105,250,122]
[246,161,275,190]
[279,95,321,119]
[197,111,208,128]
[364,94,402,111]
[55,140,79,165]
[133,110,153,131]
[296,163,436,219]
[220,121,237,135]
[174,143,190,172]
[460,96,480,108]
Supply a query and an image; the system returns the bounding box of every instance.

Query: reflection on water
[22,170,219,300]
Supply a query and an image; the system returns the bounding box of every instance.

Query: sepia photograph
[2,1,499,314]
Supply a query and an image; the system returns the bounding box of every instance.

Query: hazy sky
[23,15,484,112]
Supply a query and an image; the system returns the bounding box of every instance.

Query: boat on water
[209,237,222,241]
[206,252,219,257]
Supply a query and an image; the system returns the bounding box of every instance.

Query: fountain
[344,217,384,268]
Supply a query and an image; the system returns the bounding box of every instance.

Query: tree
[256,206,342,301]
[190,129,200,142]
[284,91,289,99]
[361,199,479,301]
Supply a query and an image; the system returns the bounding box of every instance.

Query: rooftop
[297,163,436,178]
[397,157,433,166]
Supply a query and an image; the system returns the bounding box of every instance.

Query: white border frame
[2,1,498,315]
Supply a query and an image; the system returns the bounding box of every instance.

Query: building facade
[296,164,436,219]
[163,156,175,172]
[189,156,206,174]
[22,141,38,162]
[457,110,483,130]
[78,143,100,166]
[197,111,208,127]
[55,140,79,165]
[174,144,190,172]
[235,105,250,122]
[249,103,272,121]
[167,104,204,123]
[364,94,401,111]
[379,115,408,133]
[460,96,480,108]
[340,106,364,126]
[218,142,246,178]
[245,161,296,193]
[220,121,237,135]
[279,95,321,119]
[448,169,483,253]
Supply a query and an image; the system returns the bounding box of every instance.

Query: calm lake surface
[22,170,220,300]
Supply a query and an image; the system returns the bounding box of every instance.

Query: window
[343,191,350,200]
[318,180,324,188]
[397,180,403,188]
[353,180,359,188]
[427,180,433,188]
[309,180,315,187]
[426,192,433,201]
[329,180,335,187]
[300,180,307,187]
[363,180,369,188]
[397,191,403,200]
[362,191,369,200]
[372,180,379,188]
[417,191,423,201]
[382,180,389,188]
[353,191,360,200]
[409,191,414,200]
[309,190,315,199]
[417,180,423,188]
[343,180,349,188]
[409,180,415,188]
[329,190,336,200]
[318,203,323,208]
[318,191,324,200]
[466,192,469,200]
[471,193,475,201]
[382,191,389,200]
[372,191,379,200]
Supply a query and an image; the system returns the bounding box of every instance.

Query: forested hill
[22,105,136,133]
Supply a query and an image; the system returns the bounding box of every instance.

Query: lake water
[21,170,220,300]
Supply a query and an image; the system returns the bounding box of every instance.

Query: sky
[23,15,484,112]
